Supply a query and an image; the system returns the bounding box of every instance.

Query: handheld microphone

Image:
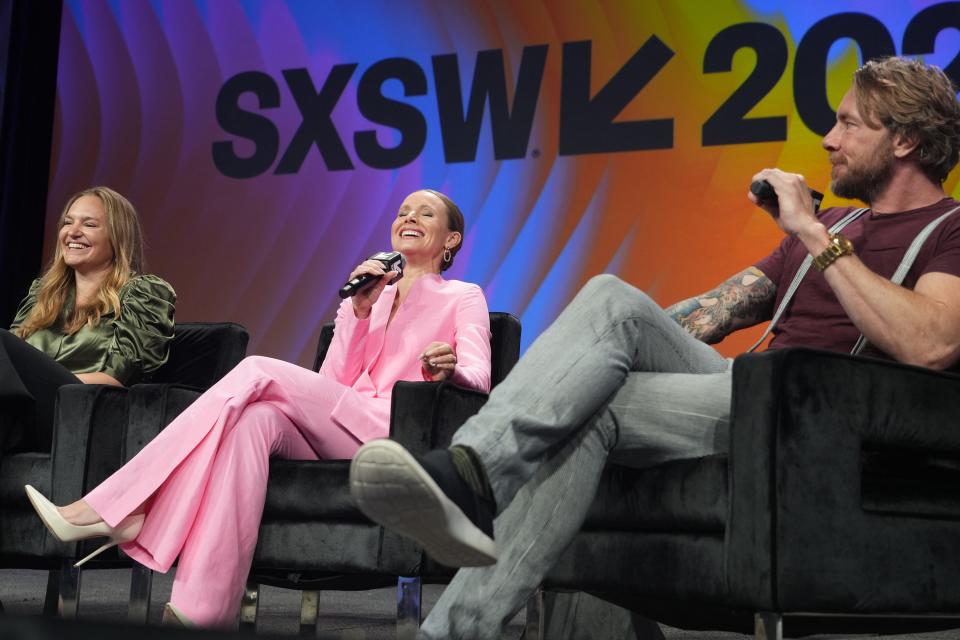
[750,179,824,214]
[338,251,405,299]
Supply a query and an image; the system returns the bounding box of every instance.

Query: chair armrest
[47,384,129,557]
[125,383,204,460]
[49,384,129,505]
[46,382,202,561]
[726,348,960,613]
[389,381,490,454]
[48,382,202,506]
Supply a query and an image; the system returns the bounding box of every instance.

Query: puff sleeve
[100,275,176,385]
[10,279,42,330]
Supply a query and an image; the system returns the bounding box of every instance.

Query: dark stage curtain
[0,0,61,326]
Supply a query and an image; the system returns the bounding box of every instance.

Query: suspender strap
[850,203,960,355]
[748,208,869,353]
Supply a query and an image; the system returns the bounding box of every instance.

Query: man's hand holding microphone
[748,169,824,237]
[748,169,834,261]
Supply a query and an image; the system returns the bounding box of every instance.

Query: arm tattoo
[664,267,777,344]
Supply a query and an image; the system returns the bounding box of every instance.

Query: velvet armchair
[244,311,521,635]
[537,347,960,639]
[0,321,249,619]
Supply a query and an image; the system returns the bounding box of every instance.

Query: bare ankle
[58,500,103,526]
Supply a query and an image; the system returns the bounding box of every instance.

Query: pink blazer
[318,274,492,443]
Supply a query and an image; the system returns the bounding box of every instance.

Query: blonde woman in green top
[4,186,176,453]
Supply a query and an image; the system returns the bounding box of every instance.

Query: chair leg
[239,580,260,632]
[127,564,154,623]
[396,576,422,640]
[299,590,320,637]
[754,612,783,640]
[42,569,60,617]
[524,588,544,640]
[58,561,81,619]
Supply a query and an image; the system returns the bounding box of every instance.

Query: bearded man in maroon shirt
[349,56,960,640]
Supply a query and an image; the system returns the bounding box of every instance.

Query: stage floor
[0,568,959,639]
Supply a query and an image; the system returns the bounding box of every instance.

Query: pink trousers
[84,356,367,627]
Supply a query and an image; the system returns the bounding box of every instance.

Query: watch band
[812,233,854,272]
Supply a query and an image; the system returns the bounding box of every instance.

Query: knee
[0,327,22,348]
[224,355,274,385]
[581,274,628,299]
[236,355,272,372]
[575,274,659,321]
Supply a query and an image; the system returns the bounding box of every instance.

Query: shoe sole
[350,440,497,568]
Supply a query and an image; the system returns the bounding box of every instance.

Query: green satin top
[10,275,176,385]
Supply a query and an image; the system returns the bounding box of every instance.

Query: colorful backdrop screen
[45,0,960,366]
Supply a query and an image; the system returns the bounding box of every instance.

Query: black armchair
[245,311,521,635]
[0,322,248,618]
[538,348,960,639]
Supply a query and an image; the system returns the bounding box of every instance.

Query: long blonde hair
[15,187,144,337]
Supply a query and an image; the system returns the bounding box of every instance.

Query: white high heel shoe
[24,485,144,567]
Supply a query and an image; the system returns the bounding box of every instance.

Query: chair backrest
[313,312,521,387]
[150,321,249,389]
[487,312,521,386]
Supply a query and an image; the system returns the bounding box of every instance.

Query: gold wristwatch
[812,233,854,272]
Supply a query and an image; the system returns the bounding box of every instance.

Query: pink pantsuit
[84,275,492,627]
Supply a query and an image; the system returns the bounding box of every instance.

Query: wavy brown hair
[423,189,465,272]
[854,57,960,183]
[15,187,144,337]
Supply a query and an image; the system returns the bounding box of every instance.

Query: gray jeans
[421,275,733,639]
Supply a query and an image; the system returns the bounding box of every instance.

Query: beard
[829,144,895,205]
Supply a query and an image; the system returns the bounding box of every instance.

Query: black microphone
[339,251,405,299]
[750,179,824,213]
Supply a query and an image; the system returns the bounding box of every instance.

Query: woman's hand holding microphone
[345,254,455,381]
[349,259,401,320]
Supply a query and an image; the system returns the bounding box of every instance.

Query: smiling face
[57,195,115,275]
[822,89,897,204]
[391,190,461,272]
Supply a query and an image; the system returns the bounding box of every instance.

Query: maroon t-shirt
[753,197,960,357]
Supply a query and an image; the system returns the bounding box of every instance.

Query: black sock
[449,445,495,506]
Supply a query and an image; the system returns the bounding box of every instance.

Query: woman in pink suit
[25,189,492,628]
